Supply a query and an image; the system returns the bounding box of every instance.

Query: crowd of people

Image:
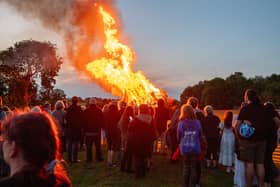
[0,88,279,187]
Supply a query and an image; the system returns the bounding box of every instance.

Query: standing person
[105,104,121,167]
[187,97,206,187]
[155,99,170,154]
[187,97,205,122]
[43,102,52,115]
[169,96,188,161]
[202,105,220,168]
[219,111,235,173]
[65,96,83,163]
[83,98,105,165]
[263,102,280,187]
[177,104,203,187]
[0,112,72,186]
[129,104,154,178]
[119,106,135,172]
[0,96,7,122]
[0,96,9,178]
[235,89,270,187]
[52,100,67,153]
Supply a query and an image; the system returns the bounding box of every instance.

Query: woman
[177,104,203,187]
[202,105,220,168]
[52,100,67,153]
[128,104,154,178]
[0,112,72,187]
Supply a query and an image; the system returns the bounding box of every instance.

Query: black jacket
[83,104,104,134]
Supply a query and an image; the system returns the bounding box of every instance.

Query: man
[83,98,105,164]
[155,99,170,153]
[65,96,83,163]
[235,89,270,187]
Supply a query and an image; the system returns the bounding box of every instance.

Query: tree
[0,40,63,107]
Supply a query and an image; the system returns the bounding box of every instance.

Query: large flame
[86,6,165,104]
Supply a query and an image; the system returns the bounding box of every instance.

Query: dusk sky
[1,0,280,100]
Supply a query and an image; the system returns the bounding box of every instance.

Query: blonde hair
[179,104,196,121]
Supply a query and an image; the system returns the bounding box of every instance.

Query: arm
[273,116,280,128]
[234,120,241,136]
[177,122,182,142]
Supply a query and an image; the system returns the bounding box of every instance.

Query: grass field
[66,150,233,187]
[65,109,280,187]
[66,149,280,187]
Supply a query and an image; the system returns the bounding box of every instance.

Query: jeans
[85,134,102,162]
[134,155,147,178]
[67,138,79,162]
[183,154,198,187]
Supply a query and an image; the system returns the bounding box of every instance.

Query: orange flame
[86,6,165,104]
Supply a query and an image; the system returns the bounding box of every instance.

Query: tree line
[180,72,280,109]
[0,40,66,107]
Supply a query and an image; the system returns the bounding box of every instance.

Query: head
[123,106,134,117]
[139,104,150,115]
[179,104,197,121]
[118,101,127,111]
[264,102,276,111]
[89,98,97,106]
[109,103,118,113]
[2,112,60,170]
[44,102,51,110]
[204,105,214,116]
[71,96,79,105]
[223,111,233,128]
[31,106,42,113]
[187,97,199,109]
[157,99,165,108]
[244,89,260,104]
[54,100,65,110]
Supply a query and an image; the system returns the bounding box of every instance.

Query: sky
[0,0,280,100]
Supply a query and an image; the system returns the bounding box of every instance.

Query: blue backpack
[180,121,201,155]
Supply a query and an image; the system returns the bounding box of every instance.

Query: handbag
[239,122,255,138]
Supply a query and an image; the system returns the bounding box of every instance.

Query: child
[219,111,235,173]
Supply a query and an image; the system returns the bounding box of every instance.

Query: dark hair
[223,111,233,129]
[187,97,199,108]
[2,112,71,186]
[157,99,165,108]
[139,104,149,114]
[71,96,79,104]
[245,89,260,104]
[123,106,134,118]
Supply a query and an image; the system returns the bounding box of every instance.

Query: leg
[212,139,219,168]
[67,138,73,162]
[256,163,265,187]
[73,139,79,162]
[245,162,254,187]
[183,155,191,187]
[94,134,103,161]
[189,155,198,187]
[85,135,94,162]
[196,160,201,185]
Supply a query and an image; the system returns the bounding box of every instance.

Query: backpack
[180,121,201,155]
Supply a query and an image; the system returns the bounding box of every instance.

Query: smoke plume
[2,0,118,72]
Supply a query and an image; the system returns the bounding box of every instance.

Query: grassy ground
[66,109,280,186]
[66,150,233,187]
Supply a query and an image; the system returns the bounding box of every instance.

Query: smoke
[1,0,118,72]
